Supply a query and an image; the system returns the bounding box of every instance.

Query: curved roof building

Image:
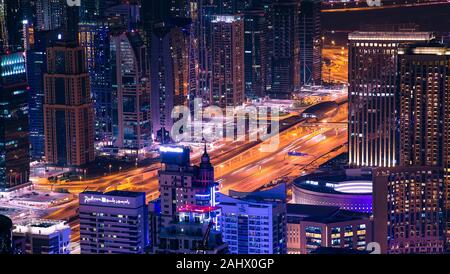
[292,172,372,213]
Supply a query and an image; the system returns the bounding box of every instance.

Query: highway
[36,101,348,244]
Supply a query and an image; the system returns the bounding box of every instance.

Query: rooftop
[287,204,370,224]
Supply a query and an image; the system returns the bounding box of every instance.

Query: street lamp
[109,164,112,175]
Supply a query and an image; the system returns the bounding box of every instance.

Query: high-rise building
[151,19,190,143]
[373,167,445,254]
[348,32,434,168]
[217,184,287,254]
[12,219,71,254]
[287,204,373,254]
[79,190,149,254]
[373,44,450,254]
[210,15,244,107]
[243,6,266,99]
[0,52,30,191]
[79,0,107,22]
[27,31,56,160]
[43,41,95,167]
[0,0,27,53]
[299,0,322,86]
[268,0,300,99]
[155,146,227,254]
[35,0,67,31]
[110,31,151,156]
[79,20,113,144]
[0,214,13,254]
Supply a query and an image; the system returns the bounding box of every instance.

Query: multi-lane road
[36,100,348,245]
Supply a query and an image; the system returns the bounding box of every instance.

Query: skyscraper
[299,0,322,86]
[35,0,67,31]
[0,52,30,191]
[151,19,190,143]
[348,32,434,168]
[0,0,27,53]
[244,6,266,99]
[43,41,95,167]
[373,43,450,254]
[373,167,445,254]
[155,146,227,254]
[268,0,300,99]
[210,15,244,107]
[79,20,113,144]
[27,31,54,160]
[110,31,151,156]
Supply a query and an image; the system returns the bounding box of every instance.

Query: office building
[155,146,227,254]
[287,204,372,254]
[27,31,55,160]
[244,6,266,99]
[0,214,13,254]
[79,190,149,254]
[217,184,287,254]
[210,15,244,107]
[79,20,114,144]
[12,219,71,254]
[348,31,434,168]
[373,44,450,254]
[110,31,151,156]
[43,41,95,167]
[0,0,26,52]
[150,19,190,143]
[35,0,67,31]
[267,0,300,99]
[299,0,322,86]
[0,52,30,191]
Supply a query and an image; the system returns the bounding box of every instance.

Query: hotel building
[348,31,434,168]
[155,146,227,254]
[79,190,149,254]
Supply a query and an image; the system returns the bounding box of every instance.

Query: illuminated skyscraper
[151,19,190,143]
[0,0,27,52]
[210,15,244,107]
[244,6,266,99]
[0,52,30,191]
[299,0,322,86]
[43,41,95,167]
[155,146,227,254]
[110,31,151,156]
[268,0,300,99]
[348,32,434,168]
[35,0,67,31]
[79,20,113,144]
[373,44,450,254]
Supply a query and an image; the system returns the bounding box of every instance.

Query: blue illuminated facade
[79,20,113,144]
[26,31,49,160]
[0,52,30,191]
